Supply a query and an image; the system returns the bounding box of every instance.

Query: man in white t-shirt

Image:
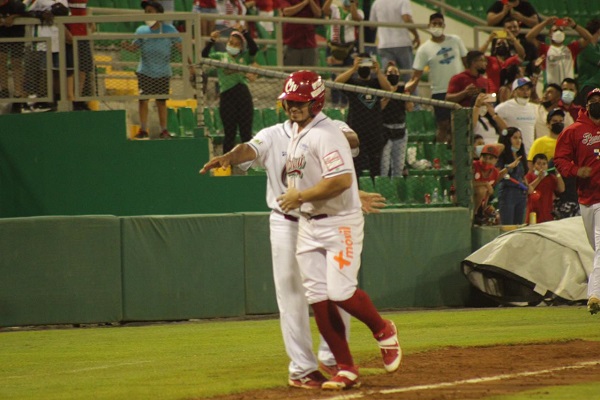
[405,13,467,142]
[495,76,537,154]
[369,0,419,83]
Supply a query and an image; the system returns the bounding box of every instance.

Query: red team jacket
[554,110,600,206]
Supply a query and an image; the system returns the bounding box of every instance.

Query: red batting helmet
[278,70,325,116]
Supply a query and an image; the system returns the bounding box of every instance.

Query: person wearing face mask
[524,153,565,223]
[447,50,490,108]
[473,92,508,144]
[479,29,525,96]
[528,108,566,170]
[494,77,537,153]
[533,83,574,140]
[121,1,182,139]
[405,13,468,143]
[575,18,600,106]
[554,88,600,315]
[496,127,528,225]
[335,53,392,179]
[486,0,540,29]
[558,77,583,121]
[202,25,258,153]
[526,16,594,86]
[380,62,413,177]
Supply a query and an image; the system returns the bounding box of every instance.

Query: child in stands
[525,153,565,223]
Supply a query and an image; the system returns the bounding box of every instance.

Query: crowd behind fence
[0,10,473,210]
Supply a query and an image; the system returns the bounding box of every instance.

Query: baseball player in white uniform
[200,103,384,389]
[277,70,401,390]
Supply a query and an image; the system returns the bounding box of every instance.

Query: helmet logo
[311,79,324,98]
[284,79,299,93]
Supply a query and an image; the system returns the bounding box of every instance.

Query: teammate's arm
[277,173,353,212]
[199,143,256,174]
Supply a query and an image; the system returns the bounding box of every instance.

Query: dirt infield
[208,340,600,400]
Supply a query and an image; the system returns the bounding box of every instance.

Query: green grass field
[1,307,599,400]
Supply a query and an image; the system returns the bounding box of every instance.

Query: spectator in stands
[66,0,93,111]
[528,107,564,169]
[0,0,30,112]
[202,25,258,152]
[497,62,522,103]
[526,16,594,86]
[494,77,537,154]
[405,12,467,143]
[496,126,528,225]
[335,53,392,179]
[525,153,564,223]
[279,0,321,66]
[369,0,419,84]
[502,16,539,76]
[380,62,413,177]
[121,1,182,139]
[534,84,574,140]
[473,92,507,144]
[575,18,600,106]
[446,50,489,108]
[252,0,275,38]
[559,78,583,121]
[479,29,525,96]
[487,0,540,29]
[193,0,217,39]
[214,0,248,51]
[323,0,363,106]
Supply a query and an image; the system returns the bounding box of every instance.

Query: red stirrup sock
[336,289,386,335]
[311,300,354,368]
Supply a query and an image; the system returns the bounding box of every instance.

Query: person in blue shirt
[122,0,182,139]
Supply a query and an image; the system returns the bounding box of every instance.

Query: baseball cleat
[318,361,340,377]
[374,320,402,372]
[321,368,361,390]
[288,370,327,389]
[588,296,600,315]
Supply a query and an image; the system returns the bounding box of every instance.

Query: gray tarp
[462,217,594,305]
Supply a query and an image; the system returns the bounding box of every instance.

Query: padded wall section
[242,213,277,314]
[362,208,472,308]
[121,215,246,321]
[0,216,122,327]
[0,111,268,218]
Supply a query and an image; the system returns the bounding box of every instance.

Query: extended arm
[199,143,257,174]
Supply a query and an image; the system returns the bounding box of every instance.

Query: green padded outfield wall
[0,216,122,327]
[120,214,246,321]
[361,208,472,308]
[0,111,268,218]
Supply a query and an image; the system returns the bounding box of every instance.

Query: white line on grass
[315,360,600,400]
[1,361,152,380]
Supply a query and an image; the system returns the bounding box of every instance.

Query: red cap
[587,88,600,102]
[481,144,501,158]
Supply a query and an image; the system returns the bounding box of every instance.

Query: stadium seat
[405,111,423,137]
[252,108,264,134]
[425,142,453,168]
[167,107,180,136]
[374,176,400,205]
[202,107,215,136]
[471,0,488,20]
[178,107,197,137]
[358,176,375,193]
[262,107,279,127]
[405,175,441,204]
[211,107,224,133]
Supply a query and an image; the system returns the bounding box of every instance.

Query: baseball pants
[581,203,600,298]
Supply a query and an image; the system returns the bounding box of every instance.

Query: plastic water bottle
[443,189,449,203]
[432,188,439,203]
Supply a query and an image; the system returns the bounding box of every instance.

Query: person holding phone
[486,0,540,29]
[526,16,594,85]
[479,29,525,95]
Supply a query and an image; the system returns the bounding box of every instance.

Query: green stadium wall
[0,111,474,327]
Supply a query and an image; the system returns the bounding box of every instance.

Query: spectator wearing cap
[528,108,565,169]
[554,87,600,314]
[526,16,594,86]
[534,83,574,140]
[121,1,182,139]
[575,18,600,106]
[405,12,468,143]
[446,51,490,109]
[559,77,583,121]
[525,152,565,223]
[494,76,537,153]
[279,0,322,66]
[487,0,540,29]
[472,143,519,225]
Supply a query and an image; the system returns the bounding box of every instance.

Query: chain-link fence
[198,58,463,208]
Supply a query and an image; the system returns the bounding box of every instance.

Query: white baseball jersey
[285,112,361,216]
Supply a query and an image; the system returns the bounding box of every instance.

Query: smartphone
[501,0,508,4]
[484,93,497,103]
[555,18,569,27]
[494,30,507,38]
